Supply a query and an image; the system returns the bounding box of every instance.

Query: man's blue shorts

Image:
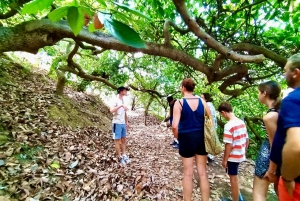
[112,123,126,140]
[226,161,240,176]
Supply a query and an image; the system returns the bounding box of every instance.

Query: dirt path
[124,111,278,201]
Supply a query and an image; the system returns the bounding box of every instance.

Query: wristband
[282,177,293,182]
[268,171,276,175]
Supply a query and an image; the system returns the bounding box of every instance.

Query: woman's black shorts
[178,130,207,158]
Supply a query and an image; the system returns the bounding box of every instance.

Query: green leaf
[50,161,60,169]
[81,6,94,17]
[48,6,69,22]
[67,6,84,36]
[22,0,54,14]
[96,0,107,7]
[103,18,145,48]
[114,2,151,21]
[88,23,96,32]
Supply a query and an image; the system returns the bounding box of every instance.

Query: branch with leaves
[172,0,265,63]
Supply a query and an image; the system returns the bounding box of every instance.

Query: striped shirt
[223,119,248,163]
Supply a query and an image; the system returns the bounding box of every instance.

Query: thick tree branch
[172,0,265,63]
[0,19,210,76]
[59,65,118,89]
[164,20,189,46]
[212,54,224,71]
[67,43,79,63]
[76,41,97,51]
[231,43,287,67]
[217,64,249,96]
[214,63,248,82]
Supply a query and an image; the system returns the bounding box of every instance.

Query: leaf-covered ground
[0,55,278,200]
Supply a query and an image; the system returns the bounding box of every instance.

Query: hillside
[0,54,277,201]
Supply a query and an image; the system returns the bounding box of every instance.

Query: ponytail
[273,97,282,110]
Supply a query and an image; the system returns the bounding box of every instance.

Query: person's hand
[122,105,128,111]
[263,171,278,183]
[282,179,295,197]
[222,159,227,169]
[126,123,130,129]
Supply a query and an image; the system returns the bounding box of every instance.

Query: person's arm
[263,112,279,147]
[246,138,249,150]
[125,112,129,127]
[171,100,182,139]
[223,143,233,167]
[222,124,233,168]
[110,104,124,113]
[264,112,280,181]
[281,127,300,181]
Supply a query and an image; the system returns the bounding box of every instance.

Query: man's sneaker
[170,140,177,145]
[120,157,126,165]
[220,194,243,201]
[173,144,179,149]
[123,155,131,164]
[239,193,244,201]
[221,198,232,201]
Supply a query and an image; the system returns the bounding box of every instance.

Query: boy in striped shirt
[218,102,249,201]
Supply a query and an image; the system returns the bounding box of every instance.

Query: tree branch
[163,20,189,46]
[0,19,210,76]
[129,84,165,98]
[231,43,287,67]
[67,43,79,63]
[172,0,265,63]
[232,0,268,15]
[245,116,263,143]
[59,65,118,89]
[75,41,97,51]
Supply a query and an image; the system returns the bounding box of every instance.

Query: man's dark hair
[202,93,213,102]
[167,96,173,103]
[117,86,129,94]
[218,102,233,113]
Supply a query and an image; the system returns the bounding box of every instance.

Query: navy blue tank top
[178,98,205,134]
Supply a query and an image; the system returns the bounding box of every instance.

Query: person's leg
[112,124,122,158]
[121,124,126,155]
[229,175,239,201]
[181,157,194,201]
[227,162,240,201]
[195,154,210,201]
[115,139,121,157]
[253,175,270,201]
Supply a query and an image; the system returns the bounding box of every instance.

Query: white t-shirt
[223,119,248,163]
[111,97,126,124]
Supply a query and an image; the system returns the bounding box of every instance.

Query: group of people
[108,53,300,201]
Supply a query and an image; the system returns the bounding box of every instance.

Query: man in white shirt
[110,86,130,165]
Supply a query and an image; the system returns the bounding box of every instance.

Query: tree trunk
[144,96,154,126]
[55,69,66,95]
